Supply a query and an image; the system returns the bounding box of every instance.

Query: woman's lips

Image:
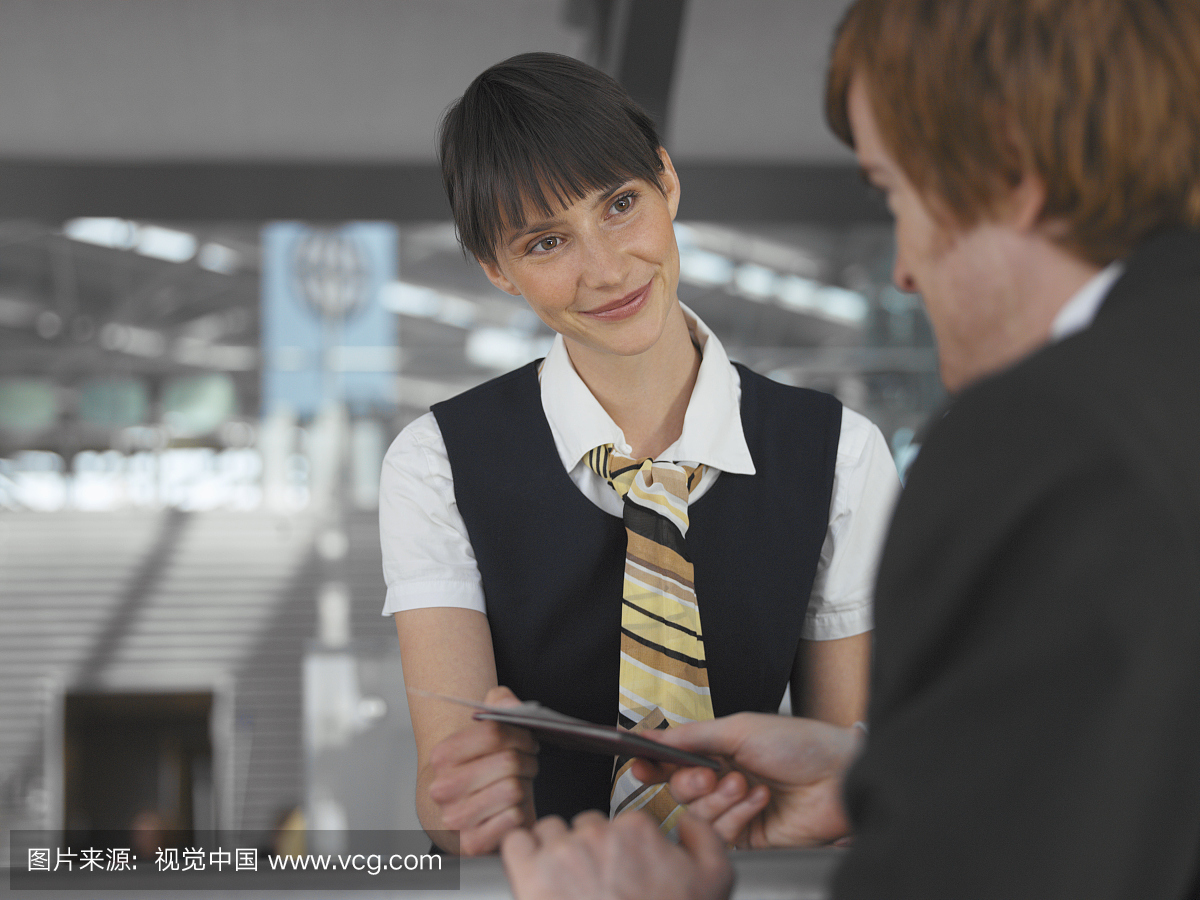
[584,281,652,321]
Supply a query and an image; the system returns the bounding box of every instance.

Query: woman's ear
[479,258,521,296]
[658,147,682,220]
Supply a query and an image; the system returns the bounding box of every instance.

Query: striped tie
[586,444,714,834]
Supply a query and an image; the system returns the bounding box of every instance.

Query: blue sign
[261,223,399,418]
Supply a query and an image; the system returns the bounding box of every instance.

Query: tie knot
[585,444,703,503]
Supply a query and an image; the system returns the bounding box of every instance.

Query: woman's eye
[610,192,636,213]
[533,236,561,253]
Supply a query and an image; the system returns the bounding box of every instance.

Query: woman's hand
[426,686,539,855]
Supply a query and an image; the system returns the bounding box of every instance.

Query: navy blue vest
[432,360,841,820]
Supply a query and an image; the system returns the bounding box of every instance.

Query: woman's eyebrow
[507,216,558,244]
[594,177,631,199]
[503,179,633,245]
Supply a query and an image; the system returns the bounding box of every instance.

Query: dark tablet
[472,706,721,769]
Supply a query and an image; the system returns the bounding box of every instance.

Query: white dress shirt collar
[1051,260,1125,342]
[539,304,757,474]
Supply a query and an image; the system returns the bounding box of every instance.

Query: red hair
[826,0,1200,264]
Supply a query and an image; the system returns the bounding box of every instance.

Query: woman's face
[478,149,682,364]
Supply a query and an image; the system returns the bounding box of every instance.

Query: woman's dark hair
[438,52,665,265]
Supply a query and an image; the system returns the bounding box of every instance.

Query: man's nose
[892,253,918,294]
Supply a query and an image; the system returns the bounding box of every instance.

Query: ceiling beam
[606,0,688,135]
[0,160,886,225]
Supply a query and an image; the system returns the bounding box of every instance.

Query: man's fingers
[677,809,732,859]
[650,714,753,756]
[569,810,611,832]
[673,771,769,846]
[500,826,537,867]
[664,766,720,804]
[500,826,546,885]
[531,815,571,842]
[629,757,674,785]
[707,784,771,847]
[676,811,735,891]
[674,770,748,818]
[460,805,528,856]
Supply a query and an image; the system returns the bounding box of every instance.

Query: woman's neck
[566,305,702,459]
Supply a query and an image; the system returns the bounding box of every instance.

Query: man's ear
[1009,170,1048,233]
[479,258,521,296]
[1000,122,1047,233]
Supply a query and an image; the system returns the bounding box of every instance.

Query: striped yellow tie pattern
[585,444,714,835]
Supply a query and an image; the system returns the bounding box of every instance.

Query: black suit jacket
[835,228,1200,899]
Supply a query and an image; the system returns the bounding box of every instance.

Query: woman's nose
[578,232,629,289]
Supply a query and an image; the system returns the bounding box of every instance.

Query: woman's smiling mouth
[583,280,653,321]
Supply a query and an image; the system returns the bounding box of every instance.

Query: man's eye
[534,236,560,253]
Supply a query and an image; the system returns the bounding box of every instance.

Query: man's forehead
[845,79,896,175]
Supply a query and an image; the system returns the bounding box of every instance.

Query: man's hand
[632,713,861,849]
[501,810,733,900]
[426,686,539,855]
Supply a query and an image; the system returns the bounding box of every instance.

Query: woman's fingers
[438,760,535,828]
[426,708,540,855]
[429,719,538,771]
[484,685,523,706]
[429,733,538,803]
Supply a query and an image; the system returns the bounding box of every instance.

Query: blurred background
[0,0,941,859]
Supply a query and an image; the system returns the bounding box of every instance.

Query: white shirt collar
[1050,261,1125,342]
[539,303,757,474]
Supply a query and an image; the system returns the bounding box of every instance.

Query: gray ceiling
[0,0,855,164]
[0,0,943,461]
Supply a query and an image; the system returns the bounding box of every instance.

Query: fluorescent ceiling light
[735,263,777,299]
[173,338,258,371]
[465,328,553,371]
[776,274,820,311]
[136,226,196,263]
[379,281,477,328]
[64,217,137,249]
[815,286,870,324]
[99,323,167,358]
[198,242,241,274]
[678,246,734,286]
[775,275,869,325]
[64,218,198,264]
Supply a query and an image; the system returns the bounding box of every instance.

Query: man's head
[826,0,1200,268]
[825,0,1200,391]
[439,52,667,267]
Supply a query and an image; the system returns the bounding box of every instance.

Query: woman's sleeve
[801,407,900,640]
[379,411,487,615]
